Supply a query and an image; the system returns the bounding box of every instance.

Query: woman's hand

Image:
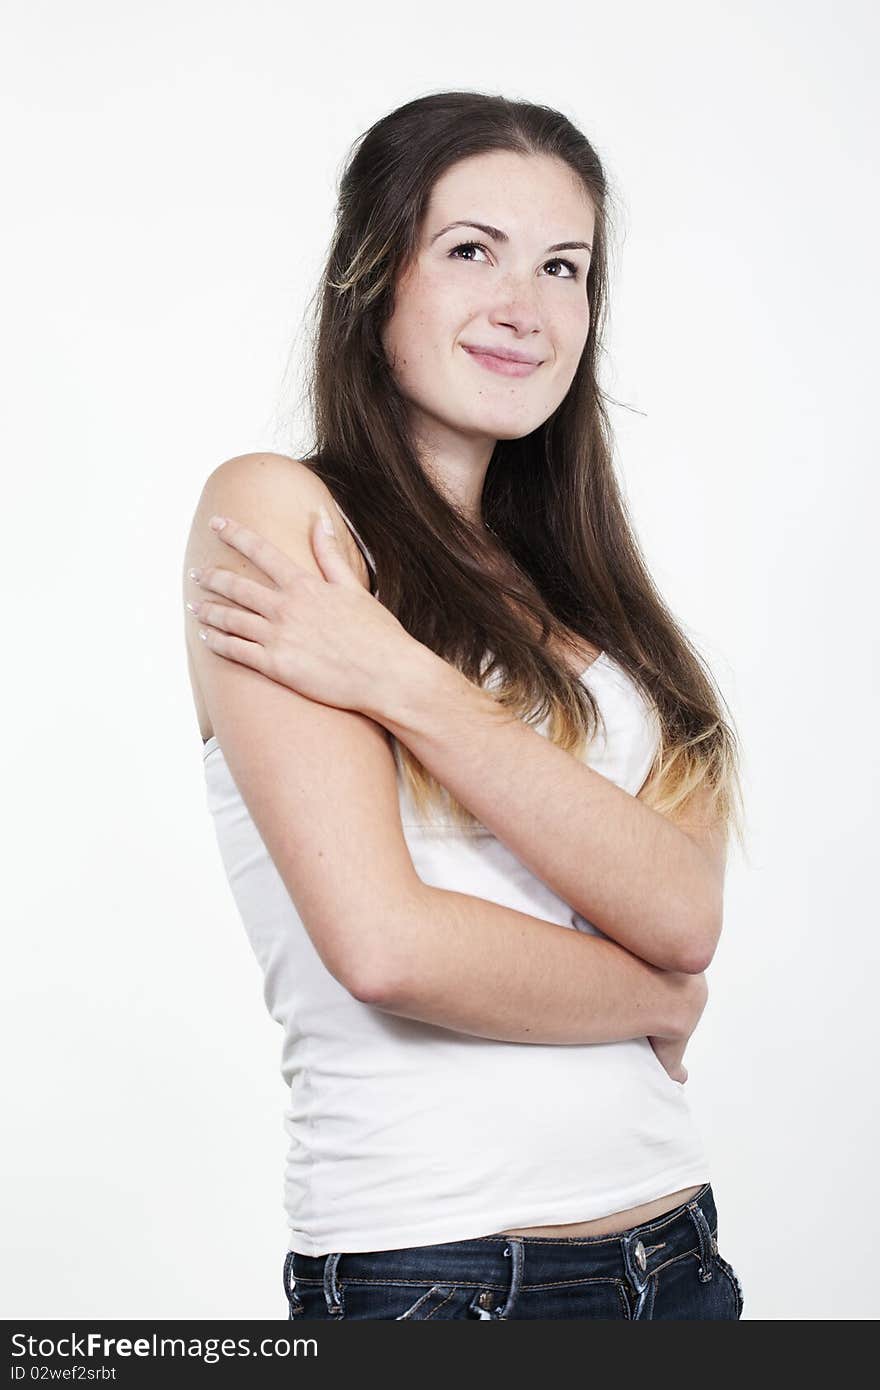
[649,1034,691,1085]
[186,509,416,714]
[648,972,709,1085]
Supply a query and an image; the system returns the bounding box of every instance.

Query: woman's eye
[449,242,580,281]
[449,241,490,265]
[545,257,579,280]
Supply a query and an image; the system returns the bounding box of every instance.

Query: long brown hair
[283,90,746,851]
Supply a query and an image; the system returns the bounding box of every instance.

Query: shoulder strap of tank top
[331,500,378,594]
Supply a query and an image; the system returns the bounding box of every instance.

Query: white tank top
[201,505,711,1255]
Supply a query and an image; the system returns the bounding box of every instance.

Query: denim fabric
[282,1182,744,1320]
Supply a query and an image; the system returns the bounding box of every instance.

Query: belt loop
[283,1250,304,1316]
[493,1237,524,1320]
[323,1251,344,1314]
[686,1199,715,1283]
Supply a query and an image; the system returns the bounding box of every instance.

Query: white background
[3,0,877,1320]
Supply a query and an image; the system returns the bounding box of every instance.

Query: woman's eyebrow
[430,219,592,254]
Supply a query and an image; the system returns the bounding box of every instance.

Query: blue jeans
[282,1182,744,1320]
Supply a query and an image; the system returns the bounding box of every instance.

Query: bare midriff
[498,1184,705,1239]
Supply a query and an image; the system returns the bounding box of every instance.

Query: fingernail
[319,504,335,536]
[209,515,226,531]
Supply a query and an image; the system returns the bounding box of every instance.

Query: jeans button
[634,1239,647,1271]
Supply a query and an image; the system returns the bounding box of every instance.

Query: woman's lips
[462,347,542,378]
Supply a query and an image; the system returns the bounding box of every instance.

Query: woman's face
[381,150,595,448]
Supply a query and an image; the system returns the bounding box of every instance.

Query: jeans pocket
[712,1248,745,1318]
[395,1282,469,1320]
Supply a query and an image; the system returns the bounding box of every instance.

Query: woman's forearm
[366,644,720,975]
[362,883,698,1045]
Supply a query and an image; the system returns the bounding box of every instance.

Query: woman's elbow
[347,961,402,1005]
[676,900,723,974]
[339,887,428,1005]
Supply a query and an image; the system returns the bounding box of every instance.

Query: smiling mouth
[461,346,543,378]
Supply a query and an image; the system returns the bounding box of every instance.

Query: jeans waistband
[290,1182,719,1293]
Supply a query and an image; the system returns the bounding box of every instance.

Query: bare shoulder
[182,451,371,744]
[184,451,370,588]
[203,450,317,500]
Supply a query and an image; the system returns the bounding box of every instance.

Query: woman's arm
[365,646,727,976]
[359,881,705,1046]
[188,455,705,1052]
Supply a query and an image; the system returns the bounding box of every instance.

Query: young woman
[183,91,746,1320]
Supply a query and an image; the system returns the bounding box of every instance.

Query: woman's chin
[461,408,550,441]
